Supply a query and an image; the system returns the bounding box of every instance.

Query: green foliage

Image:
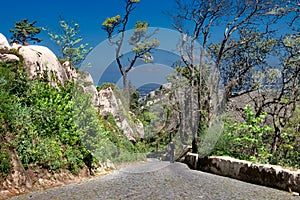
[14,80,82,172]
[46,17,92,66]
[97,82,116,91]
[10,18,41,45]
[0,144,11,180]
[130,21,159,63]
[72,84,113,163]
[64,145,85,174]
[0,52,147,177]
[102,15,121,36]
[100,112,144,163]
[212,105,273,163]
[0,62,89,173]
[34,137,63,172]
[273,106,300,168]
[102,15,121,27]
[101,0,159,89]
[130,90,140,111]
[0,60,30,178]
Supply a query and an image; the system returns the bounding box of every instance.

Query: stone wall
[184,153,300,193]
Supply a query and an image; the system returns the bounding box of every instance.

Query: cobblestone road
[9,160,299,200]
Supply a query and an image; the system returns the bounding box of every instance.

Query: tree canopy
[46,17,92,67]
[10,18,42,45]
[102,0,159,89]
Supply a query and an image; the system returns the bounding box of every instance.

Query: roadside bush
[273,106,300,168]
[1,59,146,176]
[34,137,63,172]
[211,105,273,163]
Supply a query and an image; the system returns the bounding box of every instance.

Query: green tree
[10,18,41,45]
[46,17,92,66]
[276,105,300,168]
[102,0,159,90]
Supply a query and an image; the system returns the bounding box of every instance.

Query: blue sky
[1,1,296,89]
[0,0,180,89]
[1,0,174,54]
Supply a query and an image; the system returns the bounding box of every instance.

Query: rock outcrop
[98,87,144,142]
[76,71,99,106]
[0,51,19,63]
[13,44,70,85]
[0,33,10,49]
[0,34,98,103]
[62,61,77,81]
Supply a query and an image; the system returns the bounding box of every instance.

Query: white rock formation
[7,44,86,90]
[98,87,119,116]
[0,33,10,49]
[76,71,99,106]
[98,87,144,142]
[0,34,19,62]
[135,118,145,139]
[148,91,156,99]
[0,53,19,63]
[62,61,77,80]
[0,36,98,107]
[16,45,66,84]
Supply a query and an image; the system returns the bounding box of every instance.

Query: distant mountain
[137,83,161,97]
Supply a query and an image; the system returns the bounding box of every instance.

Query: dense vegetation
[0,53,145,181]
[210,105,300,168]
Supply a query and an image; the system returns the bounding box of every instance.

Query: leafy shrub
[1,60,146,176]
[64,145,84,174]
[273,106,300,168]
[97,82,116,91]
[211,105,273,163]
[0,144,11,180]
[34,137,63,172]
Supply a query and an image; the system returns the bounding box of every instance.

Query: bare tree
[258,34,299,153]
[171,0,287,153]
[171,0,228,153]
[214,1,299,154]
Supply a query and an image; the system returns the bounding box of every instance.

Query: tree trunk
[190,68,198,153]
[271,126,281,153]
[192,137,198,153]
[122,73,131,108]
[123,74,127,91]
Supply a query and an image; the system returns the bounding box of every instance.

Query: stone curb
[184,154,300,194]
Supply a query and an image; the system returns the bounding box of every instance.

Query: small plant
[0,144,11,180]
[97,83,116,91]
[46,17,92,66]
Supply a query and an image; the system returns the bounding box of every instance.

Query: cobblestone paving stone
[9,161,300,200]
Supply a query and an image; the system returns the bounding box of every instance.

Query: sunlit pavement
[9,161,298,200]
